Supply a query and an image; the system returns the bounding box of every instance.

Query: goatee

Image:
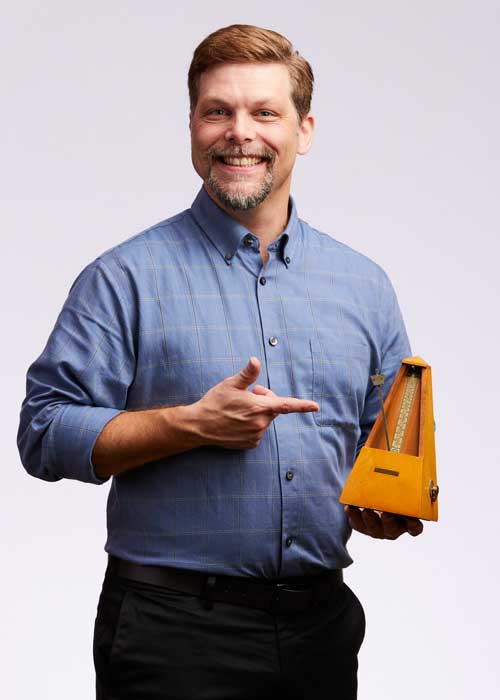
[206,170,274,211]
[204,146,275,210]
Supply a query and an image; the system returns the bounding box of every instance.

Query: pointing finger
[268,396,320,414]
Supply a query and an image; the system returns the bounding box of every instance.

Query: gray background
[2,1,499,697]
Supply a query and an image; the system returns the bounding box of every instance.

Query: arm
[91,405,198,479]
[18,260,319,484]
[19,260,318,484]
[18,258,137,484]
[93,357,319,478]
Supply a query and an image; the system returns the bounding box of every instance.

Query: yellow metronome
[339,356,439,521]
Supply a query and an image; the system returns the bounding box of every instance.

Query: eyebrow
[199,97,279,109]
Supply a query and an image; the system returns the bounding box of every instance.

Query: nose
[224,112,256,143]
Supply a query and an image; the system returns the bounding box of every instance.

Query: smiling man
[18,24,422,700]
[190,60,313,256]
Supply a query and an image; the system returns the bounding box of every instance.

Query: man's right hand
[93,356,319,478]
[189,356,319,450]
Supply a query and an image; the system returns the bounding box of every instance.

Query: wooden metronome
[339,357,439,521]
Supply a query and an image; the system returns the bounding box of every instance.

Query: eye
[206,108,228,118]
[258,110,275,118]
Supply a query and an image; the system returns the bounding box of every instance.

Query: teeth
[222,157,263,166]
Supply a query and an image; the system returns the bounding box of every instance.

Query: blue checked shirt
[18,186,411,576]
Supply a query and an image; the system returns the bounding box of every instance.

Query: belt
[108,555,343,614]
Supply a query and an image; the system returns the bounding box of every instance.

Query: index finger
[266,396,320,414]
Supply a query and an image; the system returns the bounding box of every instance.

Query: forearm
[92,404,201,478]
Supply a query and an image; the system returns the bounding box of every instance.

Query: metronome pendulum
[370,365,421,454]
[389,365,420,453]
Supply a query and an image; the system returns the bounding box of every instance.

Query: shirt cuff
[46,405,123,484]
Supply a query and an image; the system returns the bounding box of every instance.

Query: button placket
[255,255,299,571]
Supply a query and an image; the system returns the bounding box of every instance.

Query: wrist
[166,402,206,449]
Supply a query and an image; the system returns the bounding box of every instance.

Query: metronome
[339,357,439,521]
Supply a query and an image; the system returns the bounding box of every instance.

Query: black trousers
[93,561,365,700]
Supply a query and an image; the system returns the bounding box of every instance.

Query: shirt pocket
[310,338,364,431]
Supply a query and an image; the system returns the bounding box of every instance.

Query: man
[18,24,423,700]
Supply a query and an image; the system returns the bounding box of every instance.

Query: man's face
[190,62,313,211]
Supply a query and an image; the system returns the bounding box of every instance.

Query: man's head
[188,25,315,212]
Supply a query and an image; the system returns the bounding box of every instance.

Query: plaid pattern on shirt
[18,187,411,576]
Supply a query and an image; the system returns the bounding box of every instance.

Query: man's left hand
[344,505,424,540]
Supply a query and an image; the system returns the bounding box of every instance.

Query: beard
[203,146,276,211]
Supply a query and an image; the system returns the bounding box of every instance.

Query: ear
[297,113,315,155]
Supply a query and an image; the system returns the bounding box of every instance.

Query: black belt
[108,555,343,614]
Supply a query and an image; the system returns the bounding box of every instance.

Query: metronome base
[339,446,438,521]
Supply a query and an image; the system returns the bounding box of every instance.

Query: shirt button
[259,277,267,286]
[286,536,294,547]
[269,336,278,346]
[285,471,294,481]
[225,252,233,262]
[244,234,253,246]
[285,256,291,264]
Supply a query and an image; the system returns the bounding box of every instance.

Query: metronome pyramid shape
[339,357,439,521]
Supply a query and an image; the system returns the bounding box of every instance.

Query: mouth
[212,154,272,173]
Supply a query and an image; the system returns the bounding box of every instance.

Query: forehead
[197,62,294,107]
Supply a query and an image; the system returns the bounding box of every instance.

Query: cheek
[265,129,298,161]
[193,125,225,149]
[272,143,296,171]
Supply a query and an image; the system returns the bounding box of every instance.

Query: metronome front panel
[340,448,424,518]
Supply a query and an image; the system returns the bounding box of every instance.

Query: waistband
[107,555,344,614]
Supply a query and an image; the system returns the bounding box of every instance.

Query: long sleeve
[355,272,411,458]
[17,256,136,484]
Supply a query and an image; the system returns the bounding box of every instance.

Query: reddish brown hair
[188,24,314,122]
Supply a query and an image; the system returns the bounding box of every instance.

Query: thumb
[228,356,261,390]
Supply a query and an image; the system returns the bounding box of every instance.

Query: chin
[207,172,274,211]
[210,182,272,211]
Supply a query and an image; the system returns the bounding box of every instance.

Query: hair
[188,24,314,122]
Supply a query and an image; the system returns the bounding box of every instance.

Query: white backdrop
[2,1,499,697]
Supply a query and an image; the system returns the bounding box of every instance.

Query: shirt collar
[189,185,299,267]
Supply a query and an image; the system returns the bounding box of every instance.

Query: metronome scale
[339,357,439,521]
